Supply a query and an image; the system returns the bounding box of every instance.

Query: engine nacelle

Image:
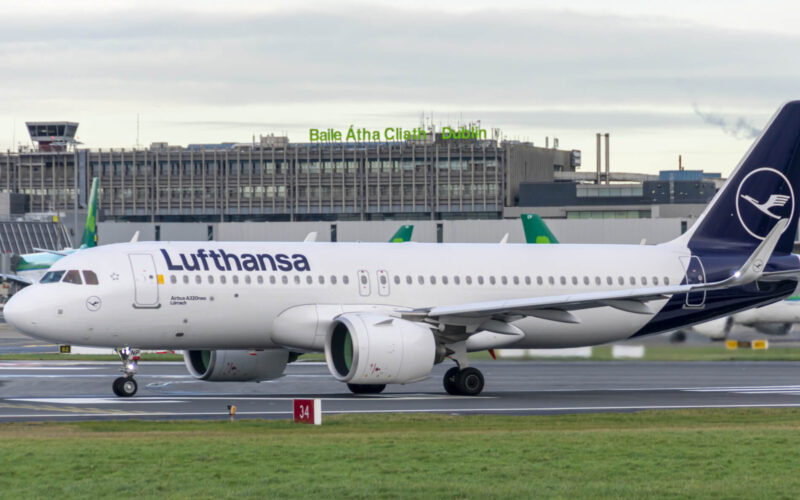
[325,313,435,385]
[184,349,289,382]
[691,316,734,340]
[752,322,793,336]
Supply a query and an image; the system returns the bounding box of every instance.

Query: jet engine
[184,349,289,381]
[691,316,734,340]
[325,313,436,385]
[752,322,793,336]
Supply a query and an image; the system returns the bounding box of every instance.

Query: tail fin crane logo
[735,167,795,240]
[740,194,790,220]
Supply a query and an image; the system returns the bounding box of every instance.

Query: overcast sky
[1,0,798,176]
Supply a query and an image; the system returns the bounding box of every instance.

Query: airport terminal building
[0,122,723,247]
[1,123,579,223]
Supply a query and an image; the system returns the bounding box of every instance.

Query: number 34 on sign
[293,399,322,425]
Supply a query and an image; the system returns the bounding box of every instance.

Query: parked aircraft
[2,177,98,286]
[6,102,800,398]
[691,296,800,339]
[522,214,558,244]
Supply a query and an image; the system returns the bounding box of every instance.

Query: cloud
[0,5,798,112]
[692,104,761,139]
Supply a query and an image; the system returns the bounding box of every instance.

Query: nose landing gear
[113,347,140,397]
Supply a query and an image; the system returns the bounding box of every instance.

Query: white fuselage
[6,240,694,350]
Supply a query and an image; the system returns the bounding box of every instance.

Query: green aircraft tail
[389,225,414,242]
[521,214,559,244]
[79,177,98,248]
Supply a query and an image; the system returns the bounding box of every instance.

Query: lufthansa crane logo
[735,167,795,240]
[86,296,102,312]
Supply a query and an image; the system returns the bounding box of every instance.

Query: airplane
[690,295,800,339]
[522,214,558,244]
[6,102,800,398]
[3,177,98,286]
[304,225,414,243]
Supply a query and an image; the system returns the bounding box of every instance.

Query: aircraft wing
[32,248,71,256]
[0,274,33,286]
[420,284,690,324]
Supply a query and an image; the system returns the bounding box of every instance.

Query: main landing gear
[442,341,485,396]
[443,366,484,396]
[112,347,140,397]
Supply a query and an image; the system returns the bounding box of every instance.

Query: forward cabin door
[376,269,390,296]
[129,253,160,308]
[358,269,371,297]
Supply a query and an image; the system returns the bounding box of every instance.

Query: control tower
[25,121,80,151]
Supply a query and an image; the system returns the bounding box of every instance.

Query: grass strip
[1,409,799,498]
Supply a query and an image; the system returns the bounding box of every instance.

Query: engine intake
[184,349,289,382]
[325,313,435,385]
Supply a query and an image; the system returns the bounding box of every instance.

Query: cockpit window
[83,270,99,285]
[62,270,83,285]
[40,270,65,283]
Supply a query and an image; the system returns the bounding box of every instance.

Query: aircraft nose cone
[4,288,34,333]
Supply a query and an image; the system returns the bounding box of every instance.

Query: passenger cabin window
[342,276,349,285]
[83,270,99,285]
[62,270,82,285]
[170,275,177,284]
[41,270,65,283]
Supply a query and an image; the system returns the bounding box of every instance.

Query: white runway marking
[10,398,183,405]
[0,366,102,371]
[685,385,800,395]
[8,394,489,403]
[5,403,800,419]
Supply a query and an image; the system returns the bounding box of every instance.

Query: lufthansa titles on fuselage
[160,249,310,272]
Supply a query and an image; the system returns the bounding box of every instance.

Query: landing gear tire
[443,366,485,396]
[112,376,137,397]
[347,383,386,394]
[456,367,484,396]
[443,367,460,395]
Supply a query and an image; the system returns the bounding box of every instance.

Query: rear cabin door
[129,253,160,307]
[680,255,706,308]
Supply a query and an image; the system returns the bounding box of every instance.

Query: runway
[2,359,800,421]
